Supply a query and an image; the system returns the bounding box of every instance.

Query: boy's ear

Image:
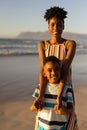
[42,70,46,77]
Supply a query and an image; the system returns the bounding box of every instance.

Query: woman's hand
[55,96,62,110]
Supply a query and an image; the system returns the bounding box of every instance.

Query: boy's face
[43,61,61,84]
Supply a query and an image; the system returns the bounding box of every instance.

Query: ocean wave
[0,44,37,49]
[0,38,87,56]
[1,48,87,56]
[0,39,38,56]
[76,49,87,55]
[0,49,38,56]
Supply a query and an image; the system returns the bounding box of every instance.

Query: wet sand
[0,55,87,130]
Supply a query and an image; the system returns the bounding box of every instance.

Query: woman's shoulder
[38,40,45,49]
[65,39,76,45]
[64,39,76,49]
[38,40,49,44]
[38,40,49,50]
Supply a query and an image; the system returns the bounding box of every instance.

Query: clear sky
[0,0,87,38]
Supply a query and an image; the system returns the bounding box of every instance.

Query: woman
[32,6,78,130]
[36,6,76,110]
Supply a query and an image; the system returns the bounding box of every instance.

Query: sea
[0,38,39,56]
[0,38,87,56]
[0,38,87,102]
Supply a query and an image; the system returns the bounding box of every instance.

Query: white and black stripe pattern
[33,83,74,129]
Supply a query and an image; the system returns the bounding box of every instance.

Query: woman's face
[48,17,64,38]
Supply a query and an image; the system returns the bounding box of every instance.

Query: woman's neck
[49,37,64,45]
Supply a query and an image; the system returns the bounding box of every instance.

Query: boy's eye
[48,68,52,72]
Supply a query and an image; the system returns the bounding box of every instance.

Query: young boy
[30,56,74,130]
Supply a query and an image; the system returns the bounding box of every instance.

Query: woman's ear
[48,22,50,30]
[48,24,50,30]
[63,24,64,30]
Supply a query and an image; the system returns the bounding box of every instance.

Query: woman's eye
[50,23,62,28]
[50,23,55,27]
[51,23,55,27]
[56,24,62,27]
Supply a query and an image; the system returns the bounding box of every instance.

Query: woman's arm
[34,41,46,110]
[61,40,76,83]
[38,41,47,98]
[38,41,45,69]
[56,40,76,109]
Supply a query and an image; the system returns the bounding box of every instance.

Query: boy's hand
[34,96,45,110]
[54,105,68,115]
[54,97,68,114]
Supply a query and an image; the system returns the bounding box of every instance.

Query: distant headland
[17,31,87,41]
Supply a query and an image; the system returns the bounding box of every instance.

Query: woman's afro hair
[44,6,68,23]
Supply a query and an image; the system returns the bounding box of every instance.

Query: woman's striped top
[44,40,72,83]
[44,41,66,61]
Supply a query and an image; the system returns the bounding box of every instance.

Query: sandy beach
[0,55,87,130]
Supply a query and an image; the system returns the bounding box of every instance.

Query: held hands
[54,96,68,115]
[54,96,62,114]
[30,96,44,112]
[34,96,45,110]
[55,96,62,109]
[30,96,69,114]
